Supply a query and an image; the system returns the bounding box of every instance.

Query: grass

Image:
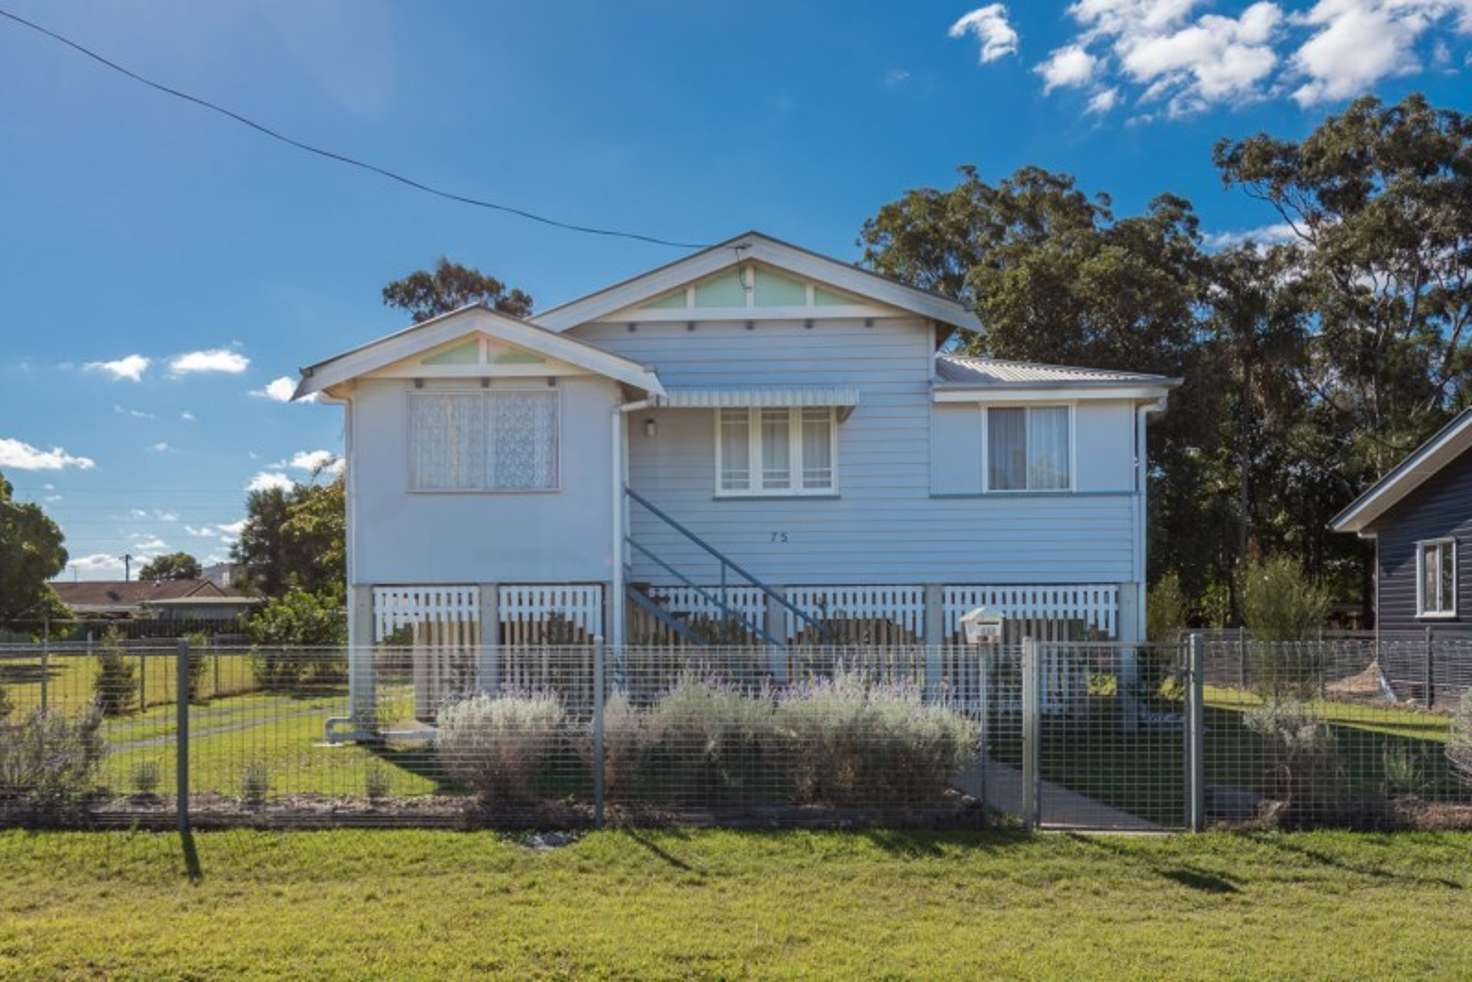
[0,828,1469,977]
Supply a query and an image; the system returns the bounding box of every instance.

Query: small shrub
[92,629,137,716]
[364,763,392,802]
[1244,700,1343,820]
[1147,572,1187,643]
[776,671,979,807]
[131,761,161,795]
[1241,556,1331,642]
[241,761,270,804]
[581,690,646,801]
[0,703,107,799]
[1449,690,1472,786]
[644,675,776,804]
[436,691,566,803]
[1382,744,1427,798]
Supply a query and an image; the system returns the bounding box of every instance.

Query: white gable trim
[295,305,664,400]
[1331,409,1472,534]
[530,231,984,333]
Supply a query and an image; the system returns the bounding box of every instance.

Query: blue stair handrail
[624,486,830,644]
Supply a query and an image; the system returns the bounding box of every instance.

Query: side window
[1417,538,1456,617]
[987,406,1071,491]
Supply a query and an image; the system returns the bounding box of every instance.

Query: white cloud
[1086,86,1121,112]
[169,348,250,375]
[289,449,344,475]
[250,375,314,403]
[1203,221,1300,249]
[1036,44,1100,91]
[0,438,96,471]
[84,354,150,382]
[180,411,196,421]
[950,4,1021,63]
[246,471,295,493]
[68,553,124,573]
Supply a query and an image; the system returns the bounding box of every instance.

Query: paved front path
[954,759,1165,832]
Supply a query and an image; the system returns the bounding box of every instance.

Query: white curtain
[411,394,487,490]
[1027,406,1070,490]
[719,409,750,491]
[801,408,833,489]
[988,407,1026,490]
[761,409,791,490]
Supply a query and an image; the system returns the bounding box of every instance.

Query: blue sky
[3,0,1470,580]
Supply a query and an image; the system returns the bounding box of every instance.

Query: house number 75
[770,532,789,543]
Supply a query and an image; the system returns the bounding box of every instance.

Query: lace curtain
[410,391,558,491]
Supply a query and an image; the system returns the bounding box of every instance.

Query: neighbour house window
[717,407,836,495]
[987,406,1071,491]
[410,390,559,492]
[1417,538,1456,617]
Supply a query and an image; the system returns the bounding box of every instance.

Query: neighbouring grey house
[1332,407,1472,634]
[294,231,1180,721]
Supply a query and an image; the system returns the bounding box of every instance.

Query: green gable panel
[493,348,545,365]
[641,288,688,310]
[693,270,746,307]
[421,339,480,365]
[813,285,862,306]
[753,268,807,306]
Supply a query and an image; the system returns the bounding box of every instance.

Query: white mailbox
[960,607,1004,645]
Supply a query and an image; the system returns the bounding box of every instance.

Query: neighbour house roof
[529,231,985,334]
[295,304,665,400]
[50,579,251,613]
[1331,407,1472,535]
[931,355,1181,402]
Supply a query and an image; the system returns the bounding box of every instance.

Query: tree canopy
[382,257,534,322]
[0,470,69,622]
[137,551,201,582]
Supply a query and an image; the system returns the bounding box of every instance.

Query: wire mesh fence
[2,636,1469,832]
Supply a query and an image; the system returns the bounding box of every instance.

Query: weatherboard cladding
[574,317,1138,586]
[1369,443,1472,635]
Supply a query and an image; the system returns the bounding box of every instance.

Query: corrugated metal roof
[653,386,860,409]
[935,355,1176,386]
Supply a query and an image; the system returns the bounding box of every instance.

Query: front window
[1417,538,1456,617]
[410,390,559,492]
[718,407,836,495]
[987,405,1071,491]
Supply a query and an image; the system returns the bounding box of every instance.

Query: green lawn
[0,828,1469,978]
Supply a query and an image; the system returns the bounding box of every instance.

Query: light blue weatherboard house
[294,232,1180,724]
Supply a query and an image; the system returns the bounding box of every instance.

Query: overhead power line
[0,6,709,250]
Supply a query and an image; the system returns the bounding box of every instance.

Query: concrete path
[954,759,1164,832]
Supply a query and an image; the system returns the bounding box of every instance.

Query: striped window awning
[653,386,859,419]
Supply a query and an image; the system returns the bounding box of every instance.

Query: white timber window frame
[407,387,563,494]
[1415,537,1457,619]
[714,406,839,497]
[981,403,1076,493]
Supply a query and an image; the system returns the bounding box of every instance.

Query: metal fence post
[592,635,606,829]
[176,638,190,837]
[1187,633,1205,833]
[1021,637,1040,830]
[40,618,50,712]
[1424,626,1435,709]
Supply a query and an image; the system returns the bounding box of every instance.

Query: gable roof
[1331,408,1472,535]
[530,231,985,333]
[295,304,665,400]
[51,579,244,611]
